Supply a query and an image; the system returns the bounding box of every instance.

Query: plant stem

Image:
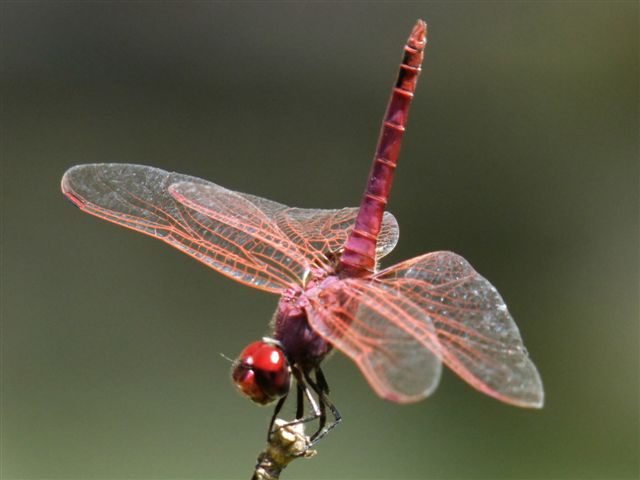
[251,419,316,480]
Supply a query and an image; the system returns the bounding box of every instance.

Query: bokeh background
[2,2,638,479]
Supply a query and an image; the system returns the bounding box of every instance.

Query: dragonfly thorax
[272,281,335,371]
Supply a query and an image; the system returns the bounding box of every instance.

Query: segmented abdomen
[339,20,427,277]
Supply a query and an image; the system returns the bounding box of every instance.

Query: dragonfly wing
[306,278,442,403]
[61,164,310,292]
[168,182,313,283]
[376,251,544,408]
[377,212,400,259]
[276,208,399,267]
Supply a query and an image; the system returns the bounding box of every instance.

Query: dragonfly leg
[267,395,288,441]
[303,367,342,445]
[295,381,305,419]
[316,367,330,394]
[272,367,322,433]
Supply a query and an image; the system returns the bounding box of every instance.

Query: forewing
[306,278,442,403]
[275,208,399,265]
[376,251,544,408]
[168,182,314,283]
[61,164,310,292]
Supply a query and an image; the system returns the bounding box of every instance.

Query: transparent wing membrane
[306,252,543,407]
[307,278,442,403]
[376,251,544,408]
[61,164,400,293]
[62,164,302,291]
[275,207,398,265]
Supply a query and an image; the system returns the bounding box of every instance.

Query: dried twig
[251,419,316,480]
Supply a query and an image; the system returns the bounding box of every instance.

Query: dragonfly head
[231,339,291,405]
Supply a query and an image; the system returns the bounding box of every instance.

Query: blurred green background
[2,2,638,479]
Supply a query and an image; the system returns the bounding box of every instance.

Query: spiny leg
[267,395,288,440]
[303,367,342,445]
[295,382,305,420]
[272,367,322,433]
[314,368,329,432]
[270,367,341,446]
[316,367,330,394]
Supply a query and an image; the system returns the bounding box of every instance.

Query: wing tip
[518,364,545,409]
[492,372,545,409]
[60,167,86,208]
[507,391,545,409]
[60,165,92,209]
[524,384,545,409]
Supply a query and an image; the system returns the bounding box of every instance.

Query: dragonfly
[61,20,543,446]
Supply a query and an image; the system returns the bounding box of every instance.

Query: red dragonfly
[61,20,543,445]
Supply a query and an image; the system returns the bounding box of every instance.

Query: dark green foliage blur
[2,2,637,478]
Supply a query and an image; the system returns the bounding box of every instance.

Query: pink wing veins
[61,164,399,293]
[307,251,544,407]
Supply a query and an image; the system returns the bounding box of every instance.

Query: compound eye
[231,341,291,404]
[231,365,272,405]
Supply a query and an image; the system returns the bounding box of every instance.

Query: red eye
[231,341,290,404]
